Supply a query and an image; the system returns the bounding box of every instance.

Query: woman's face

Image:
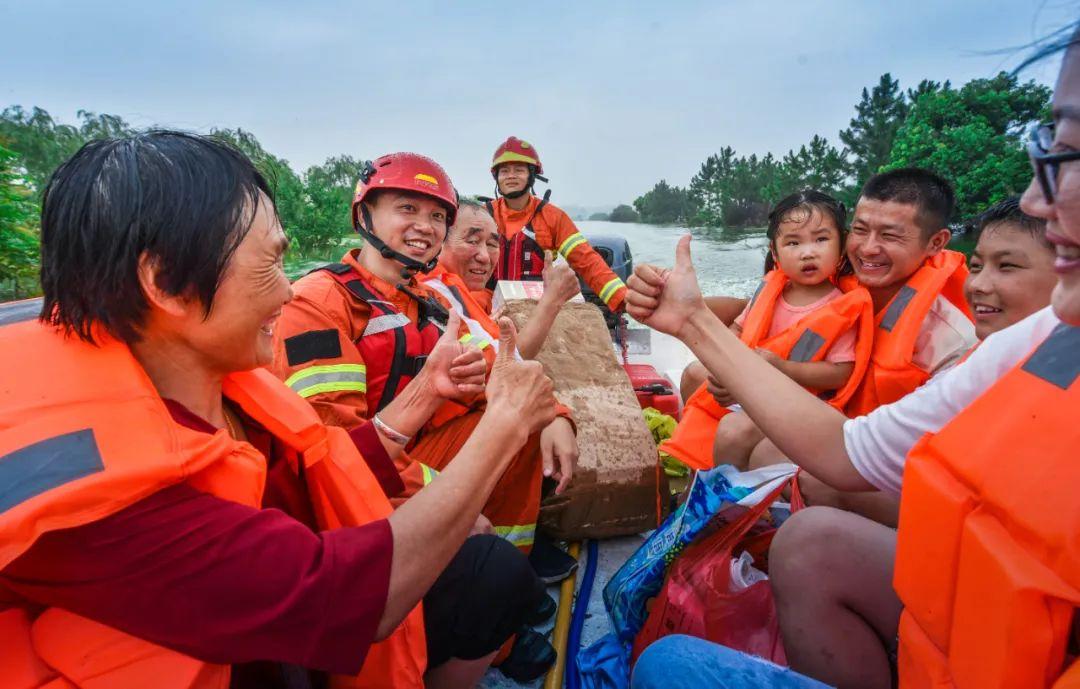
[1021,47,1080,326]
[365,190,448,266]
[964,223,1057,339]
[182,194,293,372]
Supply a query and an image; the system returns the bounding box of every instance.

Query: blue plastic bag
[578,633,631,689]
[603,464,796,643]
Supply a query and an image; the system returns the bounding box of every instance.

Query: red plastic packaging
[632,475,804,664]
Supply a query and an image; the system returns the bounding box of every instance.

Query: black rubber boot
[524,592,558,627]
[529,531,579,584]
[498,627,557,683]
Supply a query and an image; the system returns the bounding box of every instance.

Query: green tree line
[631,72,1050,227]
[0,106,366,299]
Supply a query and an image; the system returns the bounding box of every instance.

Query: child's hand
[706,374,736,407]
[755,348,783,367]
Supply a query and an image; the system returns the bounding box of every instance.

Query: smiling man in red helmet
[270,152,570,682]
[486,136,628,313]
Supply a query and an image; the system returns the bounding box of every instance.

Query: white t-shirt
[844,306,1062,495]
[913,295,978,374]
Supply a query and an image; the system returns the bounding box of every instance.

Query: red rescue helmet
[352,152,459,227]
[491,136,543,176]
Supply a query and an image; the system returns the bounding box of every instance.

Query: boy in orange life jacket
[486,136,628,313]
[705,191,873,469]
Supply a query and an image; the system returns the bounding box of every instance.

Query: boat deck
[481,535,646,688]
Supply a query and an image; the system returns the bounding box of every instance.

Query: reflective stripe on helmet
[493,150,540,169]
[285,364,367,398]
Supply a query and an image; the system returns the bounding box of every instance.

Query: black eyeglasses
[1028,122,1080,204]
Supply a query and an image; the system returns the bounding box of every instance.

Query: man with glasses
[626,154,1067,687]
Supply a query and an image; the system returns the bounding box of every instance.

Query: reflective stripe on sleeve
[557,232,588,259]
[284,364,367,398]
[420,463,439,486]
[493,523,537,548]
[598,277,626,306]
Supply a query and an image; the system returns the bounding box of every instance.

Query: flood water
[577,220,767,300]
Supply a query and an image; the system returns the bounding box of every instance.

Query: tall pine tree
[839,73,908,199]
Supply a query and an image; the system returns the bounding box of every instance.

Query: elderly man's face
[440,206,500,290]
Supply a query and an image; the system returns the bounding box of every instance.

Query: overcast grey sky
[0,1,1073,206]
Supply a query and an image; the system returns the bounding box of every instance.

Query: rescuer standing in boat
[485,137,628,313]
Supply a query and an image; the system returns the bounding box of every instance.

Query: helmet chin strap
[356,205,439,279]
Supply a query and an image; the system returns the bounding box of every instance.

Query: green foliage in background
[885,73,1051,221]
[633,179,695,224]
[0,109,370,297]
[0,145,39,298]
[633,71,1050,228]
[609,204,640,222]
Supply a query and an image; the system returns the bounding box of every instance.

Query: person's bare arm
[377,319,557,638]
[705,295,748,325]
[374,310,486,458]
[517,259,580,359]
[625,236,872,491]
[757,351,855,392]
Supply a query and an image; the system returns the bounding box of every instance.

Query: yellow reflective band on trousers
[558,233,588,259]
[599,277,625,306]
[458,333,491,350]
[493,523,536,548]
[420,463,439,486]
[284,364,367,399]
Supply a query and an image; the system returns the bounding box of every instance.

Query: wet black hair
[860,167,955,240]
[975,196,1051,249]
[39,130,275,344]
[1015,20,1080,72]
[764,190,849,274]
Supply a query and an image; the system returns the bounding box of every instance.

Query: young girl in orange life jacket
[661,191,874,472]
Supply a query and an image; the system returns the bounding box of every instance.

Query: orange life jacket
[893,322,1080,689]
[487,195,549,284]
[317,263,445,415]
[660,270,874,471]
[422,266,499,356]
[0,320,426,689]
[842,250,972,416]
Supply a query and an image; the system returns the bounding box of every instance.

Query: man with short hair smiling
[841,168,976,414]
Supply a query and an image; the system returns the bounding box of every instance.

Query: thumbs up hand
[486,317,557,435]
[541,255,581,307]
[625,234,706,339]
[424,309,487,400]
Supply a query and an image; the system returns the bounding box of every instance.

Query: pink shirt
[734,286,857,363]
